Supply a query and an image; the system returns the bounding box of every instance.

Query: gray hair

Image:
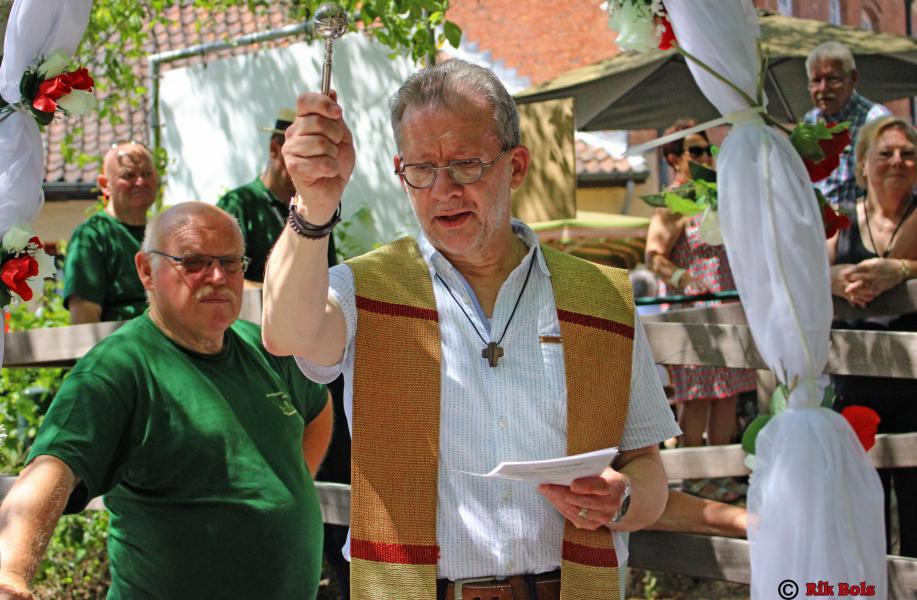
[389,58,520,151]
[806,41,856,77]
[142,202,244,255]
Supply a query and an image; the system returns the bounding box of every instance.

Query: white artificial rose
[25,249,57,300]
[57,89,97,116]
[698,205,724,246]
[1,225,33,252]
[37,50,71,78]
[608,1,659,52]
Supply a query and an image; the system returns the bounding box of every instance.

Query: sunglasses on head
[686,145,712,158]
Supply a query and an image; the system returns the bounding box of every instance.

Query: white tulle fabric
[0,0,93,365]
[663,1,886,597]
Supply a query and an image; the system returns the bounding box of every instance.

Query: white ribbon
[622,105,767,157]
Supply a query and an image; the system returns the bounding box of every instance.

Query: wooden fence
[3,282,917,597]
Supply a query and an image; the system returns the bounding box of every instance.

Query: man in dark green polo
[217,109,336,285]
[63,142,158,323]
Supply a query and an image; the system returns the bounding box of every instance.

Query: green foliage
[0,282,70,473]
[789,120,850,162]
[78,0,458,133]
[741,415,772,455]
[2,284,111,597]
[32,511,111,600]
[641,159,718,215]
[663,190,705,216]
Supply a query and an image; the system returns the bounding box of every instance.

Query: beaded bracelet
[900,259,910,282]
[287,202,341,239]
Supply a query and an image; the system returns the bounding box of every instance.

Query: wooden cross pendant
[482,341,504,367]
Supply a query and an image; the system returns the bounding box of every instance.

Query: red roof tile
[43,4,297,185]
[46,3,640,186]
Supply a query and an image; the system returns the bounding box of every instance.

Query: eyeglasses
[807,76,847,90]
[148,251,251,275]
[686,145,712,158]
[395,149,508,189]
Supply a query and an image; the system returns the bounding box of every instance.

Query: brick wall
[754,0,910,33]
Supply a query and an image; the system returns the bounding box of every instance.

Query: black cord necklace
[863,194,917,258]
[434,247,537,368]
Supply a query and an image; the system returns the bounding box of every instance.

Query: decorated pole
[0,0,95,365]
[607,0,887,597]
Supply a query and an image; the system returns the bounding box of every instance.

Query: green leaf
[443,21,462,49]
[770,383,790,416]
[741,414,773,456]
[664,192,704,216]
[688,160,716,183]
[821,384,836,408]
[639,192,668,208]
[814,188,828,207]
[790,121,837,161]
[827,120,851,134]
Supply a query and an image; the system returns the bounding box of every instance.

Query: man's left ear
[849,69,859,88]
[509,145,531,190]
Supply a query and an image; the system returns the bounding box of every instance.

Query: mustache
[195,285,235,301]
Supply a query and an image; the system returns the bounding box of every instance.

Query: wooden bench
[3,282,916,595]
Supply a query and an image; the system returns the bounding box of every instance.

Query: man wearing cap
[803,41,891,211]
[218,109,336,284]
[65,141,158,323]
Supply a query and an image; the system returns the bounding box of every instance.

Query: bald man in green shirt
[64,142,157,323]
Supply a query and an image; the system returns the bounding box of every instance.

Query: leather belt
[438,569,561,600]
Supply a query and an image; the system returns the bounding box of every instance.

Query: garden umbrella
[515,10,917,130]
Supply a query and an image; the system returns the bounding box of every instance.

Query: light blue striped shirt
[297,220,680,579]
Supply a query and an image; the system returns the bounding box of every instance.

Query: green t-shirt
[63,211,147,321]
[217,177,337,282]
[28,314,328,600]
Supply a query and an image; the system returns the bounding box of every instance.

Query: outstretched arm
[647,490,747,537]
[262,91,353,366]
[0,456,78,600]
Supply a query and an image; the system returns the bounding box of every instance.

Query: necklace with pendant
[863,194,916,258]
[435,247,536,368]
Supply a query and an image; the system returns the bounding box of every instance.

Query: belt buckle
[454,576,499,600]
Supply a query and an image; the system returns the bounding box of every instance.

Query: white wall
[158,34,420,254]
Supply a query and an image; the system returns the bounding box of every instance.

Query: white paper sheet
[461,447,618,486]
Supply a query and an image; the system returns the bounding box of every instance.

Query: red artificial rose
[819,122,851,156]
[656,15,676,50]
[32,74,72,113]
[62,67,94,91]
[822,203,851,239]
[30,67,93,114]
[803,126,851,183]
[1,254,39,301]
[804,152,840,182]
[841,406,881,451]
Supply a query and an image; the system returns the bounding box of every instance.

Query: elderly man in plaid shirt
[803,41,891,211]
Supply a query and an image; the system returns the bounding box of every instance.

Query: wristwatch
[611,478,632,524]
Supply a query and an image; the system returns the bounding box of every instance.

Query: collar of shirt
[417,219,550,332]
[808,91,867,123]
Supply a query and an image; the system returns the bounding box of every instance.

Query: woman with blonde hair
[828,115,916,556]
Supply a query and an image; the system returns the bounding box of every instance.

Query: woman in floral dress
[645,120,756,501]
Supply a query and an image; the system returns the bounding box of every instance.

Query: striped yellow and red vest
[347,237,634,600]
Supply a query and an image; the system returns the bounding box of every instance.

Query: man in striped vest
[263,59,680,600]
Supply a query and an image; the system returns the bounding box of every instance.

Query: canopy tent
[530,211,649,268]
[516,10,917,130]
